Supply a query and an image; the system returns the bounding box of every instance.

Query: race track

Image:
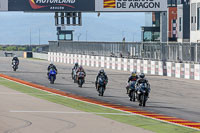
[0,57,200,122]
[0,85,152,133]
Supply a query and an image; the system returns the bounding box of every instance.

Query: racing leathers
[12,57,19,66]
[95,73,108,90]
[135,78,151,95]
[127,75,138,97]
[47,64,57,76]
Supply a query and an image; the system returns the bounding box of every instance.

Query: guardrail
[48,52,200,81]
[49,41,200,63]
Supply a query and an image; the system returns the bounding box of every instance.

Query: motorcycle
[12,60,18,71]
[97,76,107,96]
[136,83,150,107]
[77,72,85,87]
[128,81,136,102]
[48,69,57,84]
[72,68,78,83]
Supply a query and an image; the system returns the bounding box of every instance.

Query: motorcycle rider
[95,69,108,90]
[76,65,86,77]
[126,71,139,99]
[72,62,79,71]
[135,73,150,94]
[12,55,19,66]
[47,62,57,76]
[128,70,138,83]
[72,62,79,78]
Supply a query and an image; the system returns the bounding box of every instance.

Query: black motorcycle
[77,72,85,87]
[97,76,107,96]
[128,81,136,102]
[12,60,18,71]
[136,83,150,107]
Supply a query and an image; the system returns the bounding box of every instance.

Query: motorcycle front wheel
[50,76,54,84]
[131,90,136,102]
[141,94,146,107]
[99,86,104,96]
[78,79,83,87]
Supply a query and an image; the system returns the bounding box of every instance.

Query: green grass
[0,77,199,133]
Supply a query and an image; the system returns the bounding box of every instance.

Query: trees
[5,46,17,51]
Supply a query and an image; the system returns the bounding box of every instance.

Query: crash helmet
[140,73,145,79]
[79,65,83,70]
[132,70,137,77]
[75,62,78,67]
[99,69,104,74]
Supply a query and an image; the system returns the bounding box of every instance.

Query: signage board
[95,0,167,12]
[5,0,167,12]
[0,0,8,11]
[8,0,95,12]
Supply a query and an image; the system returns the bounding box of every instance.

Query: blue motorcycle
[48,69,57,84]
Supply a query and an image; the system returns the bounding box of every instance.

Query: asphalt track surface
[0,85,153,133]
[0,57,200,123]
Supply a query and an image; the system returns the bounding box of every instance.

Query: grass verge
[0,77,199,133]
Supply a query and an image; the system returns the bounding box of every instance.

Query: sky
[0,12,147,45]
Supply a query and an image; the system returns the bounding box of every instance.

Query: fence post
[195,43,198,63]
[162,42,167,76]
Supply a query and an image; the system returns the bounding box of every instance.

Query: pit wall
[32,52,48,60]
[48,52,200,81]
[0,51,24,57]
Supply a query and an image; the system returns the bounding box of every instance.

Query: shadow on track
[145,105,183,110]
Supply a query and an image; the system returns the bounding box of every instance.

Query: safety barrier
[32,52,48,60]
[48,52,200,80]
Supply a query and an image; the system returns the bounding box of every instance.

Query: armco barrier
[48,52,200,80]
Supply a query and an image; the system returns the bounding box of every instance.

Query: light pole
[30,28,32,51]
[122,31,125,40]
[39,29,41,45]
[77,33,81,41]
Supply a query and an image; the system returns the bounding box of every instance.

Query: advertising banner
[184,63,190,79]
[95,0,167,12]
[8,0,95,11]
[175,63,180,78]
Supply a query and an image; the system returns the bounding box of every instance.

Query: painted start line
[0,73,200,131]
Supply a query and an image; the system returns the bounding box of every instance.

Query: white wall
[32,52,48,60]
[190,0,200,42]
[48,52,200,81]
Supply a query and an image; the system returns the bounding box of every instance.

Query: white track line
[10,110,136,116]
[0,92,57,95]
[1,77,200,131]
